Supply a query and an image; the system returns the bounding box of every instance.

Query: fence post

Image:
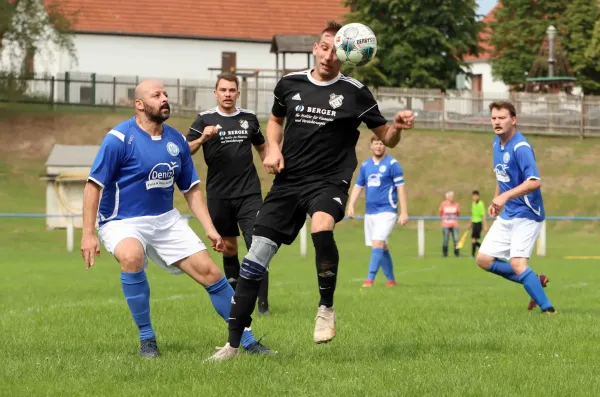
[112,77,117,111]
[418,219,425,258]
[66,216,74,252]
[91,73,96,105]
[300,221,307,257]
[254,72,259,113]
[536,220,546,257]
[241,76,248,109]
[49,76,55,109]
[65,71,70,103]
[580,93,585,140]
[441,91,446,132]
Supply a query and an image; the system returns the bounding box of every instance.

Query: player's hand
[201,125,220,142]
[398,212,408,226]
[488,204,499,218]
[206,230,225,252]
[393,110,415,130]
[263,149,285,174]
[491,194,507,217]
[81,233,100,269]
[347,206,355,219]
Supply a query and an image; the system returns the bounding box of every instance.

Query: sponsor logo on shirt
[146,162,178,190]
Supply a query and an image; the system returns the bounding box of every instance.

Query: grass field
[1,218,600,396]
[1,104,600,396]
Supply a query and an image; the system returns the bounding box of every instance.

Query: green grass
[2,103,600,396]
[1,219,600,396]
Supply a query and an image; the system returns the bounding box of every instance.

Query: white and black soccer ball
[334,23,378,67]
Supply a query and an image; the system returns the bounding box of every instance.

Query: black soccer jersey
[186,107,265,199]
[271,70,387,183]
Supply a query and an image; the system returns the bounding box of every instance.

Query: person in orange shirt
[439,191,461,257]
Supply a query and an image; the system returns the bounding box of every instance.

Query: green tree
[488,0,569,89]
[564,0,600,94]
[342,0,482,90]
[0,0,76,76]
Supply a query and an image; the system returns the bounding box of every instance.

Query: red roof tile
[464,3,501,62]
[46,0,349,41]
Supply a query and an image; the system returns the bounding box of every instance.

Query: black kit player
[187,73,271,316]
[207,21,415,361]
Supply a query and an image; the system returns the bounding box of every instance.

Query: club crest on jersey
[166,142,179,156]
[146,162,179,190]
[329,93,344,109]
[379,165,386,173]
[503,152,510,163]
[239,119,249,130]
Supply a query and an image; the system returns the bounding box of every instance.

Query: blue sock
[487,259,521,283]
[205,276,257,349]
[519,267,552,311]
[367,248,384,281]
[380,250,395,281]
[120,270,154,341]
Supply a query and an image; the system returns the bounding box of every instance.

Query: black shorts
[207,194,262,237]
[472,222,483,239]
[254,179,350,245]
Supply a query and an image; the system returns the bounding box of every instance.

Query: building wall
[34,34,313,84]
[463,61,509,95]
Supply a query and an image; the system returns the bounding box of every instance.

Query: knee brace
[239,235,279,281]
[311,231,339,277]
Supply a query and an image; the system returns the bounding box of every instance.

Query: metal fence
[2,72,600,137]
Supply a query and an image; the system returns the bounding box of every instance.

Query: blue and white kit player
[476,101,556,314]
[348,135,409,288]
[80,80,275,358]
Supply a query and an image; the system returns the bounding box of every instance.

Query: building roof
[48,0,349,42]
[270,35,320,53]
[464,3,501,62]
[45,144,99,167]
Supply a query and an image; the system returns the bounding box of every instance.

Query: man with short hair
[476,100,554,314]
[80,79,274,359]
[208,21,415,360]
[469,190,487,258]
[439,191,460,257]
[347,135,408,287]
[187,73,271,316]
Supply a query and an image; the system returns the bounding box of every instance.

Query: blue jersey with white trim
[493,131,545,222]
[88,117,200,226]
[355,154,404,215]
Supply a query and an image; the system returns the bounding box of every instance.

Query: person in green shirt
[469,190,487,257]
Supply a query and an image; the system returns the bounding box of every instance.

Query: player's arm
[347,185,363,218]
[186,116,210,155]
[253,143,267,162]
[183,185,218,235]
[397,184,408,225]
[355,86,413,148]
[347,164,366,218]
[493,144,541,208]
[250,117,268,162]
[81,132,124,268]
[264,79,287,174]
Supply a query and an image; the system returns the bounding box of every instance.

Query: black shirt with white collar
[186,107,264,199]
[271,69,387,184]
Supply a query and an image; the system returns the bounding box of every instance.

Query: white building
[461,4,509,96]
[2,0,348,115]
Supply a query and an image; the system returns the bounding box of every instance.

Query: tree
[0,0,76,76]
[564,0,600,94]
[488,0,569,89]
[342,0,482,90]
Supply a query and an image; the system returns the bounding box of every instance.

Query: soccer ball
[334,23,378,67]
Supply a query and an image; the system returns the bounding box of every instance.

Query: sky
[477,0,497,17]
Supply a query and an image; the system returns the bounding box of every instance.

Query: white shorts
[479,217,542,261]
[364,212,397,246]
[98,209,206,275]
